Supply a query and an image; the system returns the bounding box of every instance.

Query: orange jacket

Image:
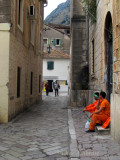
[99,99,110,117]
[85,100,98,113]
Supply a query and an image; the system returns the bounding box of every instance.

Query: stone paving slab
[72,108,120,160]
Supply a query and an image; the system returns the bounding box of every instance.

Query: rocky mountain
[44,0,70,25]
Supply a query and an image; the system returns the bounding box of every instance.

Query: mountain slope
[45,0,70,25]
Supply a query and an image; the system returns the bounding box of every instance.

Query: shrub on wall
[82,0,97,24]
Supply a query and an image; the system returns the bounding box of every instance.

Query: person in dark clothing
[45,81,50,96]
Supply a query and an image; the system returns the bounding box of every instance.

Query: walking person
[45,81,50,96]
[54,81,60,97]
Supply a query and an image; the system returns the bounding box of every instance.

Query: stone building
[70,0,89,107]
[88,0,120,141]
[0,0,46,123]
[70,0,120,141]
[46,23,70,36]
[43,24,70,55]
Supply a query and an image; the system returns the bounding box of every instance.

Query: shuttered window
[48,39,51,45]
[47,61,54,70]
[53,39,62,46]
[18,0,23,29]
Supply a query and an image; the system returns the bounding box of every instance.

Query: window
[40,33,42,52]
[30,72,33,95]
[67,30,70,34]
[29,6,35,16]
[31,20,35,45]
[56,39,61,46]
[92,39,95,73]
[39,75,41,93]
[47,61,54,70]
[18,0,23,29]
[43,38,48,45]
[17,67,21,98]
[53,39,61,46]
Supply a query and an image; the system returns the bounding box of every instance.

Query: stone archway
[104,12,113,101]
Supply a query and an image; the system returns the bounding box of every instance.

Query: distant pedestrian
[53,81,60,97]
[45,81,50,96]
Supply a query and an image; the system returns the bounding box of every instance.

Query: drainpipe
[86,4,89,66]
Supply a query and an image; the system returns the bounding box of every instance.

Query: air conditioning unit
[28,5,35,19]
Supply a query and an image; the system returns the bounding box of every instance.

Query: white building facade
[43,58,70,82]
[43,50,70,91]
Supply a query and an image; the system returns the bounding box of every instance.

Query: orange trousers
[89,114,109,131]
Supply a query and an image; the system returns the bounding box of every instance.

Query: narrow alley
[0,90,120,160]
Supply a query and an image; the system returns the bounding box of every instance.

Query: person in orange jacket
[86,91,110,133]
[83,92,100,113]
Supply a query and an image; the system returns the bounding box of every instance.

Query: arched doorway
[104,12,113,101]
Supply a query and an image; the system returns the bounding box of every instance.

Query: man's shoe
[85,130,95,133]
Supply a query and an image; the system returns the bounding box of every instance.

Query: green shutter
[53,39,56,46]
[60,39,62,45]
[47,61,54,70]
[48,39,51,45]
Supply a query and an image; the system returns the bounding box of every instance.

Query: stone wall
[0,0,43,122]
[70,0,88,107]
[88,0,120,142]
[89,0,104,91]
[8,0,43,121]
[70,90,94,107]
[0,0,11,23]
[111,0,120,142]
[111,94,120,142]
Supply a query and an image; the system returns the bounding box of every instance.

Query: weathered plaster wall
[0,24,10,123]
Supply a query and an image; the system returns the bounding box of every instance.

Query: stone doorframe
[104,12,113,101]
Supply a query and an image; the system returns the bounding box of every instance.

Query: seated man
[83,92,100,113]
[86,91,110,133]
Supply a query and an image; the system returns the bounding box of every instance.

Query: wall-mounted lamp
[47,45,52,53]
[44,27,50,31]
[38,0,48,7]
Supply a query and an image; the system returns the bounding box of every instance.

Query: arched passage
[104,12,113,101]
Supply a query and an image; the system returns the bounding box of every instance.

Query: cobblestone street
[0,90,120,160]
[0,91,69,160]
[72,108,120,160]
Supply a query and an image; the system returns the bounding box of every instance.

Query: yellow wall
[0,23,10,123]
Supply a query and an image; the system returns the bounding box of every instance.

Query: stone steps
[95,126,110,135]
